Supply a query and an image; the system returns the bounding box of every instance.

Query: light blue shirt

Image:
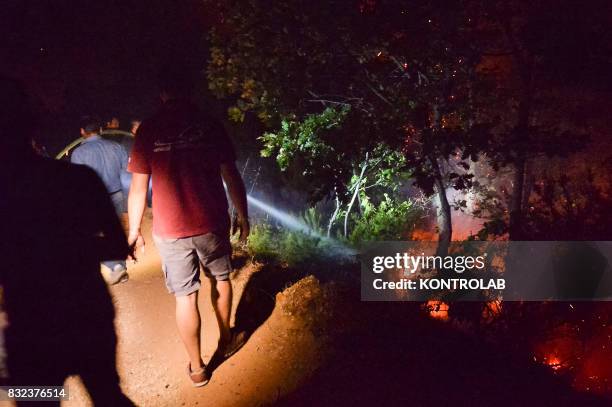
[71,135,128,194]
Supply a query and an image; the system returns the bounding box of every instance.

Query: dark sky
[1,0,211,150]
[1,0,610,153]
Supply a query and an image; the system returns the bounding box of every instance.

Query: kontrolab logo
[372,253,486,274]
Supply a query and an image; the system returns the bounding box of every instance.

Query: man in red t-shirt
[127,68,249,387]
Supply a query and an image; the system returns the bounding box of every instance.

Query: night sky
[1,0,211,151]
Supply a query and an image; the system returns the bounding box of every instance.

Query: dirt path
[59,214,320,407]
[3,213,607,406]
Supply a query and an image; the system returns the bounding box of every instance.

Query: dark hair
[79,115,101,134]
[157,62,195,96]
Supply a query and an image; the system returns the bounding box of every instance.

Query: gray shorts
[153,232,233,296]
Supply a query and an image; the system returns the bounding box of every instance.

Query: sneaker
[108,264,129,285]
[187,363,209,387]
[218,329,247,359]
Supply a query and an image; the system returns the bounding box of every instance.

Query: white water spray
[246,194,356,258]
[247,195,324,238]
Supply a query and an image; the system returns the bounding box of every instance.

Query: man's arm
[127,172,150,259]
[220,162,249,241]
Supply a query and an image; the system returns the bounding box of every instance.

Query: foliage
[278,229,326,266]
[261,106,348,171]
[247,214,335,267]
[245,223,278,262]
[472,161,612,241]
[205,0,491,233]
[247,197,426,266]
[259,103,413,225]
[523,169,612,240]
[466,1,605,238]
[300,207,326,236]
[348,195,425,245]
[206,0,604,242]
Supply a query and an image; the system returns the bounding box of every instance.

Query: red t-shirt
[128,99,235,238]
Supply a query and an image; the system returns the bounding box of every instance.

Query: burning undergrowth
[433,300,612,399]
[235,169,611,402]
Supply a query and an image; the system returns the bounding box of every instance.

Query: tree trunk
[509,156,525,240]
[431,157,452,256]
[503,17,533,241]
[521,161,534,210]
[344,156,368,237]
[508,86,531,240]
[327,189,341,238]
[429,105,452,256]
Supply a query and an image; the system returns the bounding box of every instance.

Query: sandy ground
[0,212,320,407]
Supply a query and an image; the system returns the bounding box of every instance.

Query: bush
[348,194,424,245]
[279,230,327,266]
[247,197,425,266]
[246,223,278,262]
[247,221,334,267]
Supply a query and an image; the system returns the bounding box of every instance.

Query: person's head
[106,117,120,129]
[0,75,38,159]
[130,119,141,135]
[157,62,195,102]
[80,116,102,138]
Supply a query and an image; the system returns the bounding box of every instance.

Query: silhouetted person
[0,76,134,406]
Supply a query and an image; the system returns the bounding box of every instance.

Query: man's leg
[175,291,204,370]
[209,273,246,359]
[210,279,232,342]
[153,234,208,385]
[195,232,245,360]
[193,233,234,343]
